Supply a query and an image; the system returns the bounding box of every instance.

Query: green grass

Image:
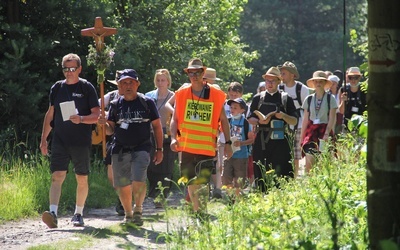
[1,135,369,249]
[0,153,117,222]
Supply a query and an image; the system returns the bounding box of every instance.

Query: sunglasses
[348,76,360,80]
[62,67,78,72]
[187,70,203,77]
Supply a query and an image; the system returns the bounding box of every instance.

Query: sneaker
[71,213,84,227]
[42,211,58,228]
[212,188,223,199]
[115,200,125,216]
[132,211,143,226]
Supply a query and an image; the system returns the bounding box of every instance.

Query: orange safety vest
[175,84,226,156]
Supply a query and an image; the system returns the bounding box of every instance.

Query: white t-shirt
[280,82,311,129]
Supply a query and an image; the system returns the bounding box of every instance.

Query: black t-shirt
[50,78,99,146]
[108,95,160,152]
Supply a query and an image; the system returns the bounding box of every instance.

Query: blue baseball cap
[227,98,247,110]
[117,69,139,82]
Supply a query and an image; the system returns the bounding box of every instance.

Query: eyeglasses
[187,70,203,77]
[265,79,277,84]
[348,76,360,80]
[62,67,78,72]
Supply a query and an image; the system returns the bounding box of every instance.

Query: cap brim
[107,79,118,85]
[118,76,139,82]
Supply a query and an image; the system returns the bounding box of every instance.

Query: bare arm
[151,118,164,164]
[40,105,54,156]
[219,107,233,159]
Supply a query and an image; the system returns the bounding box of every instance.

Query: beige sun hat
[262,67,282,81]
[203,68,221,81]
[183,58,207,72]
[306,70,332,89]
[278,61,300,79]
[107,70,121,85]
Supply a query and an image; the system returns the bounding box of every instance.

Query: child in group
[222,98,254,197]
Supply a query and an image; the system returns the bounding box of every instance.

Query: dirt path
[0,194,186,250]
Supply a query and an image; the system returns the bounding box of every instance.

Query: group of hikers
[40,53,366,228]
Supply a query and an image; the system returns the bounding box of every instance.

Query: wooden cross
[81,17,117,158]
[81,17,117,51]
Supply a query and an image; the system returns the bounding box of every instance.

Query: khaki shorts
[112,151,150,187]
[222,157,248,187]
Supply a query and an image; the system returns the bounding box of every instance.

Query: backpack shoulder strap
[295,81,303,106]
[257,91,266,110]
[281,91,288,112]
[137,93,150,112]
[244,118,249,140]
[306,95,312,113]
[278,84,285,91]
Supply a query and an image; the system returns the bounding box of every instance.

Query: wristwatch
[156,148,163,152]
[225,140,232,145]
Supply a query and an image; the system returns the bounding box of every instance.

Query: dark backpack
[257,90,288,112]
[278,81,303,107]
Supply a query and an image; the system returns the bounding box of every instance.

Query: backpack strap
[306,94,331,118]
[295,81,303,106]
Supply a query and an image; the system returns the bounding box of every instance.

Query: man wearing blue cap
[99,69,163,226]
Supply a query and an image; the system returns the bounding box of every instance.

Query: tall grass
[0,149,117,222]
[166,136,368,249]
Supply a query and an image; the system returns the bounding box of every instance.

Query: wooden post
[81,17,117,158]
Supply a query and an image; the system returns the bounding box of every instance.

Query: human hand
[170,139,180,152]
[153,150,164,165]
[98,115,107,125]
[39,140,48,156]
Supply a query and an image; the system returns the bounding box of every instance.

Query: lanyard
[314,92,325,118]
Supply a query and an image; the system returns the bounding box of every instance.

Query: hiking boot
[115,200,125,216]
[71,213,85,227]
[42,211,58,228]
[132,211,143,226]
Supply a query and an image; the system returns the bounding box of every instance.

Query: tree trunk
[367,0,400,249]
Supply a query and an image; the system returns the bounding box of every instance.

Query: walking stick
[81,17,117,158]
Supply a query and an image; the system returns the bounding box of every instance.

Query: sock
[74,205,84,215]
[50,205,58,216]
[133,205,143,213]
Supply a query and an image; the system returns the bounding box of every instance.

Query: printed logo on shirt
[72,92,84,98]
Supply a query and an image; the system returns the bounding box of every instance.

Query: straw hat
[306,70,332,89]
[262,67,282,81]
[203,68,221,81]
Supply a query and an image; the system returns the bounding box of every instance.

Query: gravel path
[0,194,187,250]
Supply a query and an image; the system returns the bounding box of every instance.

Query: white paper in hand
[231,136,241,153]
[59,101,77,121]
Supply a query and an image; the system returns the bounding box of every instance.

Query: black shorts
[180,152,215,185]
[50,136,90,175]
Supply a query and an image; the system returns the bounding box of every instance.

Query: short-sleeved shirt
[107,95,160,152]
[302,93,338,124]
[145,89,174,128]
[50,78,99,146]
[229,115,252,158]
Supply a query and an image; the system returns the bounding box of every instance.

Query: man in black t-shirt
[40,53,100,228]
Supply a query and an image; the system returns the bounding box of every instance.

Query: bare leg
[132,181,146,211]
[118,184,133,216]
[75,174,88,207]
[49,171,67,205]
